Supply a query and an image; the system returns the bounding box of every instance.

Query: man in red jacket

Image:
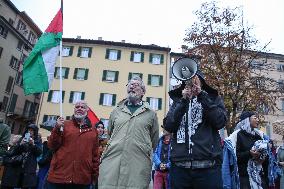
[47,101,99,189]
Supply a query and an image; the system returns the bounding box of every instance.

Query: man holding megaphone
[164,57,227,189]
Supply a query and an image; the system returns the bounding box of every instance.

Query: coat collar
[117,99,151,116]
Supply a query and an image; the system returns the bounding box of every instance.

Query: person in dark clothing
[164,69,227,189]
[1,124,42,189]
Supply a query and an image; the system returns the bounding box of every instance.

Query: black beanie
[239,111,255,122]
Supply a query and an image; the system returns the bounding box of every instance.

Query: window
[10,56,19,70]
[28,31,36,44]
[15,71,23,86]
[20,54,27,64]
[250,60,263,69]
[5,76,14,93]
[278,80,284,90]
[99,93,116,106]
[73,68,89,80]
[148,74,163,86]
[23,100,32,117]
[149,53,164,65]
[128,73,143,81]
[77,47,92,58]
[276,64,284,72]
[8,18,14,25]
[8,94,18,113]
[47,90,65,103]
[102,70,119,82]
[17,20,26,31]
[146,97,162,111]
[69,91,85,104]
[0,47,3,58]
[62,46,73,56]
[1,96,9,111]
[105,49,121,60]
[17,41,23,50]
[43,115,59,123]
[54,67,69,79]
[0,25,8,38]
[130,51,144,63]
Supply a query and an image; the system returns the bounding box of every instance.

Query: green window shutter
[115,71,119,82]
[130,51,134,61]
[88,47,92,58]
[62,91,65,103]
[128,73,132,81]
[47,90,53,102]
[84,69,89,80]
[117,50,121,60]
[158,98,162,110]
[112,94,116,106]
[65,68,70,79]
[149,53,153,63]
[102,70,107,81]
[146,97,150,104]
[54,67,58,78]
[105,49,110,59]
[77,46,81,57]
[73,68,78,79]
[69,46,73,56]
[139,73,143,80]
[81,92,85,100]
[99,93,104,105]
[141,52,144,62]
[43,115,48,123]
[69,91,74,103]
[159,75,163,86]
[160,54,164,64]
[148,74,152,85]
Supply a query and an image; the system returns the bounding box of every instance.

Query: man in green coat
[0,119,11,158]
[99,76,159,189]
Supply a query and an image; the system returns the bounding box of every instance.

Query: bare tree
[184,1,283,134]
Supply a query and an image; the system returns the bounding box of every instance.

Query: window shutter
[65,68,70,79]
[77,46,81,57]
[69,91,74,103]
[139,73,143,80]
[99,93,104,105]
[112,94,116,106]
[88,47,92,58]
[130,51,134,61]
[73,68,78,79]
[62,91,65,103]
[84,69,89,80]
[81,92,85,100]
[117,50,121,60]
[158,98,162,110]
[160,54,164,64]
[149,53,153,63]
[105,49,110,59]
[69,46,73,56]
[128,73,132,81]
[141,52,144,62]
[148,74,152,85]
[146,97,150,104]
[54,67,58,78]
[159,76,163,86]
[47,90,53,102]
[115,71,119,82]
[43,115,48,123]
[102,70,107,81]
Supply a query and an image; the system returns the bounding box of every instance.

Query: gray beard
[74,112,87,120]
[127,93,140,104]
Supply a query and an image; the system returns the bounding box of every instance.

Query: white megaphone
[172,58,198,81]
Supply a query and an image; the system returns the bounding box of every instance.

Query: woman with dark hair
[95,121,108,157]
[1,124,42,189]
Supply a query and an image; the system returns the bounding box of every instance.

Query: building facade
[37,38,171,132]
[0,0,42,134]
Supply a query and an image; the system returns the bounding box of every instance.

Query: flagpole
[59,41,63,118]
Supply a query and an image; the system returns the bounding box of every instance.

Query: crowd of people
[0,74,283,189]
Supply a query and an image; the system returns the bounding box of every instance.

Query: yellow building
[37,37,171,134]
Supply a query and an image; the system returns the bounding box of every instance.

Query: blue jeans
[170,164,222,189]
[46,182,89,189]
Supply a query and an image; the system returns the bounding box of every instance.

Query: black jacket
[165,91,227,163]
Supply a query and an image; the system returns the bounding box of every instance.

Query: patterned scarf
[235,117,256,135]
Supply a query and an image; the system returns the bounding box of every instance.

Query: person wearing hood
[46,100,100,189]
[164,67,227,188]
[98,76,159,189]
[1,123,42,189]
[222,111,277,189]
[95,121,107,157]
[277,136,284,189]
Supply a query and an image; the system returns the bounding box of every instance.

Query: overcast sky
[10,0,284,54]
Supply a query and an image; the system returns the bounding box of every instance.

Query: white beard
[74,112,87,120]
[127,92,141,103]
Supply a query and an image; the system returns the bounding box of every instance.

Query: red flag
[87,107,100,126]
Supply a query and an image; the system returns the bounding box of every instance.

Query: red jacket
[47,118,99,185]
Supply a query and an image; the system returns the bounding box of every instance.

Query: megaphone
[172,58,198,81]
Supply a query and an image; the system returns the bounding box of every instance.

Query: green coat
[0,122,11,157]
[98,100,159,189]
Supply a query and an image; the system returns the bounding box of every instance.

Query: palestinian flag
[23,8,63,95]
